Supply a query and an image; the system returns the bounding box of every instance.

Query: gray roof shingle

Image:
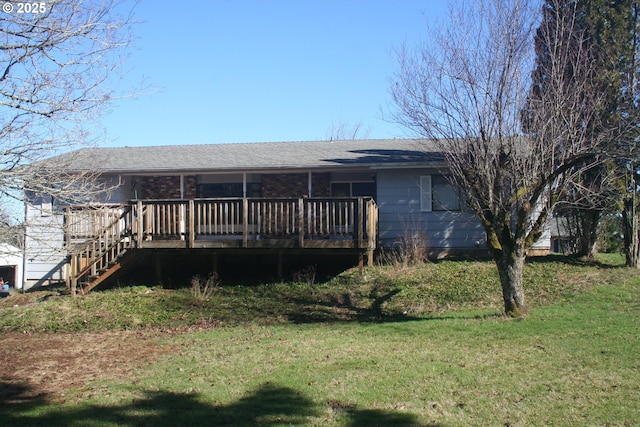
[51,139,443,174]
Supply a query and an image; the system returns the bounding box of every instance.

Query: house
[22,139,550,293]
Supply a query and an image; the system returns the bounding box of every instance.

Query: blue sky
[101,0,447,146]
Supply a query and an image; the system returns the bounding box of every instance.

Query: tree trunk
[494,250,528,318]
[576,209,600,258]
[622,196,640,268]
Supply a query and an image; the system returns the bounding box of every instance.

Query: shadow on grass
[159,280,502,326]
[286,286,416,324]
[0,381,439,427]
[280,254,622,324]
[286,286,503,324]
[525,253,626,269]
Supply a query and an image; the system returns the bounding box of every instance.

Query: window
[41,200,53,216]
[330,182,376,198]
[197,183,261,198]
[420,176,432,212]
[331,183,351,197]
[420,175,461,212]
[432,175,460,211]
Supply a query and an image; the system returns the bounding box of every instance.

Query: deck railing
[64,205,127,242]
[66,197,378,250]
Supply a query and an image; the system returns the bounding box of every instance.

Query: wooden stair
[68,208,134,295]
[77,253,128,295]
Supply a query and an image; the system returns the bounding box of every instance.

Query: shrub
[379,218,430,267]
[190,272,220,302]
[292,265,316,285]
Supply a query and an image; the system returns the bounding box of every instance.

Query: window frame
[420,176,432,212]
[420,174,461,212]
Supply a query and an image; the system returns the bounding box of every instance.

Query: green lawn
[1,255,638,426]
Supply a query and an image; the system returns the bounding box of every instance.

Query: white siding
[24,203,67,290]
[111,175,135,203]
[376,169,485,251]
[22,175,129,290]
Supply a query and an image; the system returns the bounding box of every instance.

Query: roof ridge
[99,138,415,150]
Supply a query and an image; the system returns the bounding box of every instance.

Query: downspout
[308,171,312,197]
[21,202,28,293]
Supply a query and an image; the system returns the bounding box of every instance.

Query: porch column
[298,198,305,248]
[308,171,312,197]
[242,198,249,248]
[243,173,247,197]
[179,175,186,239]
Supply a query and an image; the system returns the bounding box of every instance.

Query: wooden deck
[64,197,378,294]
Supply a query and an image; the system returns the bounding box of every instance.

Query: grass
[0,255,618,332]
[1,254,638,426]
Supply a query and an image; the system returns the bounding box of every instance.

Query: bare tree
[391,0,605,317]
[0,0,137,233]
[325,118,371,141]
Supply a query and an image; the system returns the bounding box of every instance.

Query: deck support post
[136,200,144,248]
[277,252,283,278]
[357,197,364,247]
[70,254,77,296]
[242,198,249,248]
[64,207,71,248]
[358,253,364,275]
[298,198,305,248]
[188,199,195,247]
[366,198,377,264]
[154,253,162,284]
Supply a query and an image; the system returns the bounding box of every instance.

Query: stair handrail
[68,206,133,294]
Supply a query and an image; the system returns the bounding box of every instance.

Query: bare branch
[390,0,607,316]
[0,0,138,245]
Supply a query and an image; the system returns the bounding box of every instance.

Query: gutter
[82,162,446,176]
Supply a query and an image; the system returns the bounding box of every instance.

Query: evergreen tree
[619,2,640,267]
[528,0,635,258]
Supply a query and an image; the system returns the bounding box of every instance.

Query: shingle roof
[52,139,443,174]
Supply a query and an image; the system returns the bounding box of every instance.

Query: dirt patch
[0,330,174,403]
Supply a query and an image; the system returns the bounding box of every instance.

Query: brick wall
[139,175,197,199]
[138,173,331,199]
[184,176,197,198]
[261,173,330,198]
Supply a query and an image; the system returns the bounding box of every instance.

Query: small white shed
[0,243,24,290]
